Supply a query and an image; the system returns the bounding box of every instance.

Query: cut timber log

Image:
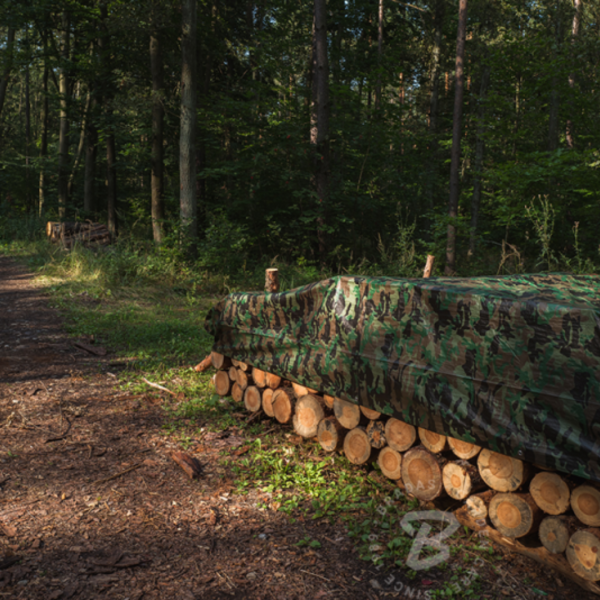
[539,515,576,554]
[231,383,244,403]
[228,367,238,382]
[477,449,529,492]
[236,369,252,391]
[211,352,231,370]
[378,446,402,480]
[317,416,346,452]
[418,427,448,454]
[262,388,275,417]
[571,485,600,527]
[323,394,335,409]
[252,367,267,388]
[360,405,381,420]
[489,493,542,538]
[442,460,485,500]
[265,268,279,293]
[455,506,600,596]
[385,418,417,452]
[529,472,571,515]
[366,420,386,449]
[401,446,446,501]
[333,398,362,430]
[194,355,212,372]
[293,394,326,438]
[237,362,250,372]
[292,382,319,397]
[265,372,282,389]
[244,386,262,412]
[343,426,372,465]
[272,388,295,424]
[567,528,600,582]
[214,371,232,396]
[447,436,481,460]
[465,490,495,521]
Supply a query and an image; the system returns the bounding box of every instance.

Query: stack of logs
[212,351,600,591]
[46,221,111,249]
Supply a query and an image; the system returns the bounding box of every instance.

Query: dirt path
[0,255,597,600]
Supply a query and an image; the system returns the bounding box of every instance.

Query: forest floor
[0,254,597,600]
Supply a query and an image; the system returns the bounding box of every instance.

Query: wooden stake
[265,268,280,292]
[333,397,362,429]
[423,254,435,278]
[378,446,402,480]
[214,371,232,396]
[272,388,295,424]
[317,416,346,452]
[571,485,600,527]
[489,493,542,538]
[244,386,262,413]
[366,420,386,449]
[530,472,571,515]
[418,427,448,454]
[385,418,417,452]
[539,515,575,554]
[477,449,529,492]
[211,352,232,370]
[567,528,600,581]
[343,427,372,465]
[447,436,481,460]
[401,446,446,501]
[293,394,326,438]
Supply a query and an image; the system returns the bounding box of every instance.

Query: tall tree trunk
[180,0,198,248]
[310,14,317,145]
[469,64,490,255]
[83,108,97,214]
[38,66,49,216]
[0,28,15,120]
[313,0,330,262]
[445,0,468,276]
[375,0,383,110]
[25,60,32,208]
[150,30,165,244]
[58,12,71,219]
[67,90,91,199]
[425,0,445,208]
[566,0,581,149]
[548,5,562,152]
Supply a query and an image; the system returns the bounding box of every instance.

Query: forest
[0,0,599,283]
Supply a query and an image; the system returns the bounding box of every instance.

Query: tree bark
[180,0,198,250]
[374,0,383,110]
[150,30,165,244]
[0,28,16,120]
[58,12,71,219]
[313,0,329,262]
[68,90,91,199]
[445,0,468,275]
[84,98,97,213]
[38,66,49,216]
[565,0,581,149]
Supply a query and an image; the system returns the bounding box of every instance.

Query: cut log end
[401,446,444,501]
[567,529,600,582]
[530,472,571,515]
[343,427,371,465]
[477,449,528,492]
[252,367,267,388]
[539,516,573,554]
[211,352,232,370]
[378,446,402,480]
[262,388,275,417]
[385,418,416,453]
[360,405,381,420]
[418,427,447,454]
[443,461,481,500]
[244,386,262,413]
[333,398,362,430]
[272,388,295,424]
[265,372,282,389]
[366,420,386,449]
[448,436,481,460]
[317,416,345,452]
[214,371,232,396]
[231,383,244,403]
[571,485,600,527]
[489,493,541,538]
[293,394,325,438]
[322,394,335,409]
[236,369,252,391]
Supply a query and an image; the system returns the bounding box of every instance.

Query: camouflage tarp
[205,274,600,482]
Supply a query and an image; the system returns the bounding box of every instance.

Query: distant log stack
[47,221,111,248]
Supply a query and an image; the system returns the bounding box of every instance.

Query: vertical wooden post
[423,255,435,278]
[265,268,280,292]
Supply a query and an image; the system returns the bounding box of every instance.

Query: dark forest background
[0,0,599,287]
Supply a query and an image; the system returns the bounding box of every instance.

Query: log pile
[210,350,600,594]
[46,221,111,249]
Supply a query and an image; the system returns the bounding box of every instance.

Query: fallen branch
[94,463,143,485]
[45,417,72,443]
[194,355,213,372]
[141,378,176,397]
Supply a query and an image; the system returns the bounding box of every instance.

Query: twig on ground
[45,416,72,443]
[94,463,143,485]
[141,377,176,397]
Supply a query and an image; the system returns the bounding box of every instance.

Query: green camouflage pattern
[205,274,600,482]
